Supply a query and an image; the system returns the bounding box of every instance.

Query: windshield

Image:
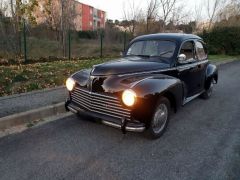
[126,40,176,59]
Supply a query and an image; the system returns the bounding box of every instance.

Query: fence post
[123,30,127,52]
[23,19,27,63]
[100,31,103,58]
[68,30,71,60]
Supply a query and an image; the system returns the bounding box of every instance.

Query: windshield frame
[125,39,177,60]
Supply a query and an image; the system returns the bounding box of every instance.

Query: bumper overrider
[65,86,145,134]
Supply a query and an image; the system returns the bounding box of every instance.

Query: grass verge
[208,54,240,62]
[0,58,109,97]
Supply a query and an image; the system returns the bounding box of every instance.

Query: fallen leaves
[0,58,110,97]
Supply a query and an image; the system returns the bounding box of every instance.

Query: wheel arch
[205,64,218,89]
[131,76,184,122]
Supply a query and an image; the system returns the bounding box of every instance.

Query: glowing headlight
[122,89,136,107]
[66,78,75,91]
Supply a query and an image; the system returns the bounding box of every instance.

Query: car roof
[132,33,202,42]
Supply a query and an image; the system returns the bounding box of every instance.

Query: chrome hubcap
[152,104,168,134]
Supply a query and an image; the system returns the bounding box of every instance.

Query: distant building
[34,0,106,31]
[81,3,105,31]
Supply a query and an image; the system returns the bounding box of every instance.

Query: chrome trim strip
[72,97,131,117]
[72,87,131,120]
[183,91,204,105]
[68,106,78,114]
[76,87,118,100]
[126,126,146,132]
[74,88,120,104]
[177,60,209,72]
[102,120,145,132]
[72,93,127,110]
[72,95,130,114]
[68,103,131,120]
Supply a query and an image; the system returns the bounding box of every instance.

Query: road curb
[0,102,66,131]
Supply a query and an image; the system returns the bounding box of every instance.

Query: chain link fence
[0,18,133,96]
[0,19,133,65]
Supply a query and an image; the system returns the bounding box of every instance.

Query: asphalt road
[0,61,240,180]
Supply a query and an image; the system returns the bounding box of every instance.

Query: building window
[90,9,93,14]
[90,21,92,26]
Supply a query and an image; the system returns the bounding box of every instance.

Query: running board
[183,91,204,105]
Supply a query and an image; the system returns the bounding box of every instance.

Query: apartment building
[34,0,106,31]
[82,3,105,31]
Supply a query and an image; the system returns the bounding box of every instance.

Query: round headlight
[66,78,75,91]
[122,89,136,107]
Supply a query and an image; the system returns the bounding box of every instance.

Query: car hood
[91,56,170,76]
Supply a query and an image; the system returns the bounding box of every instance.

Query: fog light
[66,78,75,91]
[122,89,136,107]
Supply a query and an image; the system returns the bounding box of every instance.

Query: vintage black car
[65,33,218,139]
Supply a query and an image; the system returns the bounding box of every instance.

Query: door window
[195,41,207,60]
[179,41,195,62]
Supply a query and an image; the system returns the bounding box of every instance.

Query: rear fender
[205,64,218,89]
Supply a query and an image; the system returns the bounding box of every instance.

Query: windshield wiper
[127,54,150,58]
[159,50,173,57]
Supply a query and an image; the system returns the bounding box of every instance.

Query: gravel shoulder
[0,87,67,118]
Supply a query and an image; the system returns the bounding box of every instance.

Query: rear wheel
[201,78,214,99]
[146,97,170,139]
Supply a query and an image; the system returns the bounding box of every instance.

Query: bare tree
[171,4,189,26]
[194,1,203,23]
[205,0,224,29]
[216,0,240,26]
[158,0,177,31]
[122,0,142,36]
[146,0,159,33]
[60,0,77,57]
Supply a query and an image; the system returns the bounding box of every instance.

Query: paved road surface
[0,61,240,180]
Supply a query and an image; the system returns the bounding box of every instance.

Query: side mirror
[178,54,186,64]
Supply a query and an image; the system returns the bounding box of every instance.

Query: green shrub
[199,27,240,55]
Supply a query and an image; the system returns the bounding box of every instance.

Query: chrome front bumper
[65,101,146,133]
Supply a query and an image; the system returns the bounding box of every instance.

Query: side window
[195,41,207,60]
[180,41,195,62]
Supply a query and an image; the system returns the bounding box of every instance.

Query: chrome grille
[71,87,131,120]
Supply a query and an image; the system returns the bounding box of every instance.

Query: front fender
[132,75,183,112]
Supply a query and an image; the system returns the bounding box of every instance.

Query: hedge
[198,27,240,55]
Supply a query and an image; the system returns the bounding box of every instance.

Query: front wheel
[146,97,170,139]
[201,79,214,99]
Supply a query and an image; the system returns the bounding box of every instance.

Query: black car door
[194,40,209,92]
[176,40,205,97]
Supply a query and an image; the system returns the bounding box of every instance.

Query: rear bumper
[65,101,146,133]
